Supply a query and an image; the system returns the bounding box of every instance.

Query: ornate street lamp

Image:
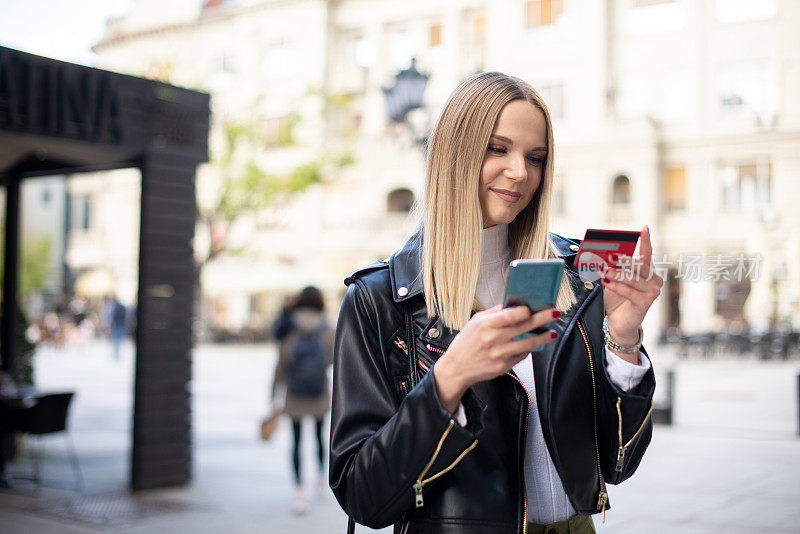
[383,58,430,146]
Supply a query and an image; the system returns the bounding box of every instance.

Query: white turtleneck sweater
[462,223,650,524]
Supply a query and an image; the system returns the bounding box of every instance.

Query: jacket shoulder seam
[344,260,389,286]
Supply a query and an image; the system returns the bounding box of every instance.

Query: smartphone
[503,259,565,346]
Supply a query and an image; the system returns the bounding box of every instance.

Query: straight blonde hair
[422,72,577,330]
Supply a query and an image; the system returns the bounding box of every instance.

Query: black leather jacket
[330,232,655,534]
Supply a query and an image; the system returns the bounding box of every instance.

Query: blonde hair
[422,71,577,330]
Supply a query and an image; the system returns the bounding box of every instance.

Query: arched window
[387,188,415,213]
[612,175,631,205]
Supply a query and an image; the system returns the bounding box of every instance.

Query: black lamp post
[383,58,430,147]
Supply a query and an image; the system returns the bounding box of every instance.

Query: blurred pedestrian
[272,295,296,342]
[271,286,333,514]
[110,297,127,361]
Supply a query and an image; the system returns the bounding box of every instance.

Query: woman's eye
[527,156,545,165]
[487,146,506,154]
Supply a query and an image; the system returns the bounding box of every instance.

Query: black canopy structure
[0,46,209,490]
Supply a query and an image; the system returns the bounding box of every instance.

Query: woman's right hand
[432,305,560,413]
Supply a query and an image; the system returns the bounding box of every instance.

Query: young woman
[271,286,333,514]
[330,72,661,534]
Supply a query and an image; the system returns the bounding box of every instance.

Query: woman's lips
[490,188,523,203]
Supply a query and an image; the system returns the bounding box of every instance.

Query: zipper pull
[413,481,424,508]
[615,446,626,472]
[394,337,408,355]
[597,491,608,523]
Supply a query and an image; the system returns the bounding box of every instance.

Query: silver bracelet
[602,316,642,353]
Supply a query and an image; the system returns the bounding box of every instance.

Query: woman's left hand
[601,225,663,352]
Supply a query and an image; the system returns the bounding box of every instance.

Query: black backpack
[287,327,327,397]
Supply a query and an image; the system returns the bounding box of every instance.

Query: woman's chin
[484,211,520,227]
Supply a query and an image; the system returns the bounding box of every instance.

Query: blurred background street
[0,340,798,533]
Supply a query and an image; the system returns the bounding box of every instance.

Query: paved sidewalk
[0,341,798,533]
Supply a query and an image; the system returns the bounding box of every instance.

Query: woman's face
[478,99,547,228]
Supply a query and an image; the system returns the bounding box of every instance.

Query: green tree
[198,117,353,266]
[0,232,51,385]
[0,233,53,296]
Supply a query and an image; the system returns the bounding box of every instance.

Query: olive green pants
[527,514,596,534]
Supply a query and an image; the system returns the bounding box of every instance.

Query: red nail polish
[603,277,611,284]
[552,310,561,319]
[550,330,558,339]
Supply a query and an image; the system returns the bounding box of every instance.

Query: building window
[525,0,564,28]
[389,27,414,70]
[553,175,566,215]
[219,53,236,74]
[719,64,777,122]
[659,71,692,122]
[387,188,415,213]
[334,32,371,92]
[720,160,771,213]
[71,194,91,230]
[612,175,631,205]
[473,14,486,36]
[664,166,686,211]
[429,24,442,47]
[462,10,486,73]
[616,75,649,119]
[714,277,750,325]
[625,0,685,34]
[537,83,564,120]
[263,40,296,79]
[716,0,777,24]
[264,113,299,146]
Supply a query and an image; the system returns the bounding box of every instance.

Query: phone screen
[503,259,565,344]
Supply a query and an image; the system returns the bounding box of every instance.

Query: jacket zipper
[394,337,411,397]
[412,420,478,507]
[394,336,409,355]
[614,397,654,472]
[506,371,530,534]
[577,320,608,522]
[430,345,528,532]
[425,343,445,354]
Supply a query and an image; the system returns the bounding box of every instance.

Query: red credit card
[574,229,640,273]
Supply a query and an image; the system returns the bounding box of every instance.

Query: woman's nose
[505,154,527,181]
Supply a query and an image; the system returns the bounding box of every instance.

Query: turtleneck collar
[481,224,510,265]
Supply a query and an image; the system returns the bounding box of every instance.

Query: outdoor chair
[4,392,83,492]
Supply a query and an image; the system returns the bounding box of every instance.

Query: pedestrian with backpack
[271,286,333,514]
